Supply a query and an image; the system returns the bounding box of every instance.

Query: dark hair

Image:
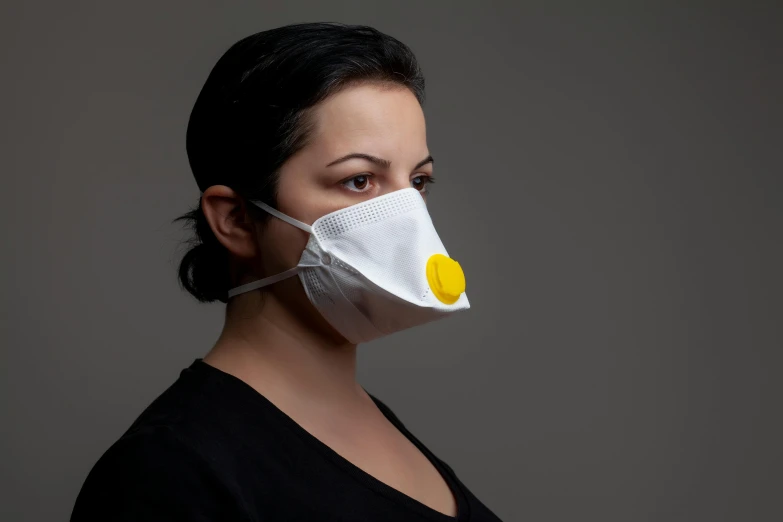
[174,22,426,303]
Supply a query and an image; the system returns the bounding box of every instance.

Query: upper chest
[300,409,459,518]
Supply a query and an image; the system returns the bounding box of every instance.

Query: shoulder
[88,425,209,472]
[71,426,247,521]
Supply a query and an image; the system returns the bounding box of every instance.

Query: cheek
[258,218,309,274]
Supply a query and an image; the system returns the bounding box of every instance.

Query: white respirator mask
[228,187,470,344]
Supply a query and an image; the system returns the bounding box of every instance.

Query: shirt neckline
[188,358,470,522]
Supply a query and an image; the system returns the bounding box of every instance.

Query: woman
[71,22,502,522]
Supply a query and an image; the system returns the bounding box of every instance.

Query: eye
[342,174,373,193]
[411,175,436,193]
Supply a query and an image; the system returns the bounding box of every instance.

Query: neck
[203,287,367,409]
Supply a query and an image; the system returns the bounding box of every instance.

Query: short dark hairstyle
[175,22,426,303]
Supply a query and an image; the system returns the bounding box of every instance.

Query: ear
[200,185,259,259]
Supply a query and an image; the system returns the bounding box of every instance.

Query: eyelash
[342,174,436,193]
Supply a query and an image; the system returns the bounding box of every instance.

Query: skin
[199,82,458,517]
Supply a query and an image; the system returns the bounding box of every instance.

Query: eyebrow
[325,153,434,170]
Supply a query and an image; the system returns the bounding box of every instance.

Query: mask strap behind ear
[250,200,313,234]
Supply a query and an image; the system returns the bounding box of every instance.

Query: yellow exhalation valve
[426,254,466,305]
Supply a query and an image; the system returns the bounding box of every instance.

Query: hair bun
[175,201,230,303]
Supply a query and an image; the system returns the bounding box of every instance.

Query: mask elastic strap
[227,200,315,299]
[227,266,301,298]
[250,200,313,234]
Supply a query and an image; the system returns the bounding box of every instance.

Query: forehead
[308,83,427,150]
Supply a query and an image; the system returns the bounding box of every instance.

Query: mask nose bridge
[250,187,423,242]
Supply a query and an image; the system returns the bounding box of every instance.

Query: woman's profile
[71,22,502,522]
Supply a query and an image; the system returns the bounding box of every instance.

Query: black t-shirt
[71,359,503,521]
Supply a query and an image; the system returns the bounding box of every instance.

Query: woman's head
[177,23,430,318]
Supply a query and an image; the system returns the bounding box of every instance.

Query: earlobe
[201,186,258,259]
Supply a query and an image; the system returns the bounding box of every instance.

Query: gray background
[1,2,781,521]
